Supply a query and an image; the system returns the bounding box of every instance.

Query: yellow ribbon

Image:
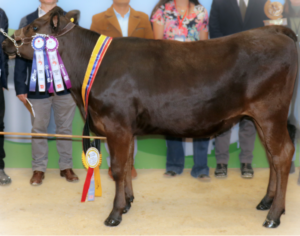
[82,151,102,197]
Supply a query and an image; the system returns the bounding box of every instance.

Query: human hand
[17,94,28,104]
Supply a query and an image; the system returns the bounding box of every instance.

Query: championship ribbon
[30,36,51,92]
[80,35,113,202]
[81,133,102,202]
[45,36,72,93]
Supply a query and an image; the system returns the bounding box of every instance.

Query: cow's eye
[33,26,38,31]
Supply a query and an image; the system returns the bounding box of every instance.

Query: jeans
[166,137,209,178]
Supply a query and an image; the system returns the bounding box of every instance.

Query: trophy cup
[263,0,287,26]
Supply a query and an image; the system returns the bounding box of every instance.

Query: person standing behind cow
[14,0,79,186]
[0,8,11,186]
[151,0,211,181]
[90,0,153,180]
[209,0,268,179]
[283,0,300,185]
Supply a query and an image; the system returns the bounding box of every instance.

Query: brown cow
[2,7,298,228]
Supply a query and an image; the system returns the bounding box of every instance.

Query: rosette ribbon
[80,35,112,202]
[81,138,102,202]
[30,36,51,92]
[45,36,72,93]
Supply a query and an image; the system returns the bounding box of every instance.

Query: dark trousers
[166,137,209,177]
[215,118,256,164]
[0,87,5,169]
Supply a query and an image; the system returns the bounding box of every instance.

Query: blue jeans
[166,137,209,178]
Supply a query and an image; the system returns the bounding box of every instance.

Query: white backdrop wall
[0,0,284,30]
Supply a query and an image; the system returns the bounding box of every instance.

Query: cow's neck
[57,26,100,117]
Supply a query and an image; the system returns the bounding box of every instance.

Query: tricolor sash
[82,35,113,113]
[80,35,112,202]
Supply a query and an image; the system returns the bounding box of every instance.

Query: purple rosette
[46,36,72,92]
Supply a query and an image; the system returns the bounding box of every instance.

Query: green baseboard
[4,108,300,169]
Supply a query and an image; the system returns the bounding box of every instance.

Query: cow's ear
[65,10,80,25]
[51,14,59,29]
[50,7,64,32]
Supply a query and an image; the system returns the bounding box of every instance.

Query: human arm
[208,0,224,39]
[199,8,209,40]
[199,30,208,40]
[151,6,165,40]
[0,9,9,89]
[152,22,164,39]
[14,16,29,103]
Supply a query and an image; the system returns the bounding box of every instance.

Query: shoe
[60,169,79,183]
[163,170,177,177]
[0,169,11,186]
[108,166,137,180]
[290,161,295,174]
[197,174,211,182]
[214,164,227,178]
[241,163,254,179]
[30,171,44,186]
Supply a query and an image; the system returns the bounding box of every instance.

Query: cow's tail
[274,25,298,42]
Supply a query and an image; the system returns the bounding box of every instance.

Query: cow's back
[91,26,297,137]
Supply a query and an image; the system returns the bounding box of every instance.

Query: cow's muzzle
[2,39,16,56]
[0,28,32,57]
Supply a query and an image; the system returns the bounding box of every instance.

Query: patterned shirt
[151,0,208,41]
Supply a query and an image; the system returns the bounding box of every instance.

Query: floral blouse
[151,0,209,41]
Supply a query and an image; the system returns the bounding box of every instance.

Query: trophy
[263,0,287,26]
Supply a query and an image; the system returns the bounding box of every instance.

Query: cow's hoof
[256,200,272,210]
[263,218,280,228]
[123,202,131,214]
[129,196,134,203]
[104,217,121,227]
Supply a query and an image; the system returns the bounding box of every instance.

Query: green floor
[4,109,300,169]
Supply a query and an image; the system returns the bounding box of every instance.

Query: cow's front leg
[123,139,134,214]
[104,133,132,227]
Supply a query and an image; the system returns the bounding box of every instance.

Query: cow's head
[2,6,80,60]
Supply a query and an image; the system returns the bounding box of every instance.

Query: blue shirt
[113,8,130,37]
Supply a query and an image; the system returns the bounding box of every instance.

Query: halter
[0,22,75,58]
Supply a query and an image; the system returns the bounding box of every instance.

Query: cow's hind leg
[254,120,276,211]
[253,117,294,228]
[104,132,133,227]
[123,139,134,214]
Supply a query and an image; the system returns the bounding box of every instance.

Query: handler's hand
[17,94,28,104]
